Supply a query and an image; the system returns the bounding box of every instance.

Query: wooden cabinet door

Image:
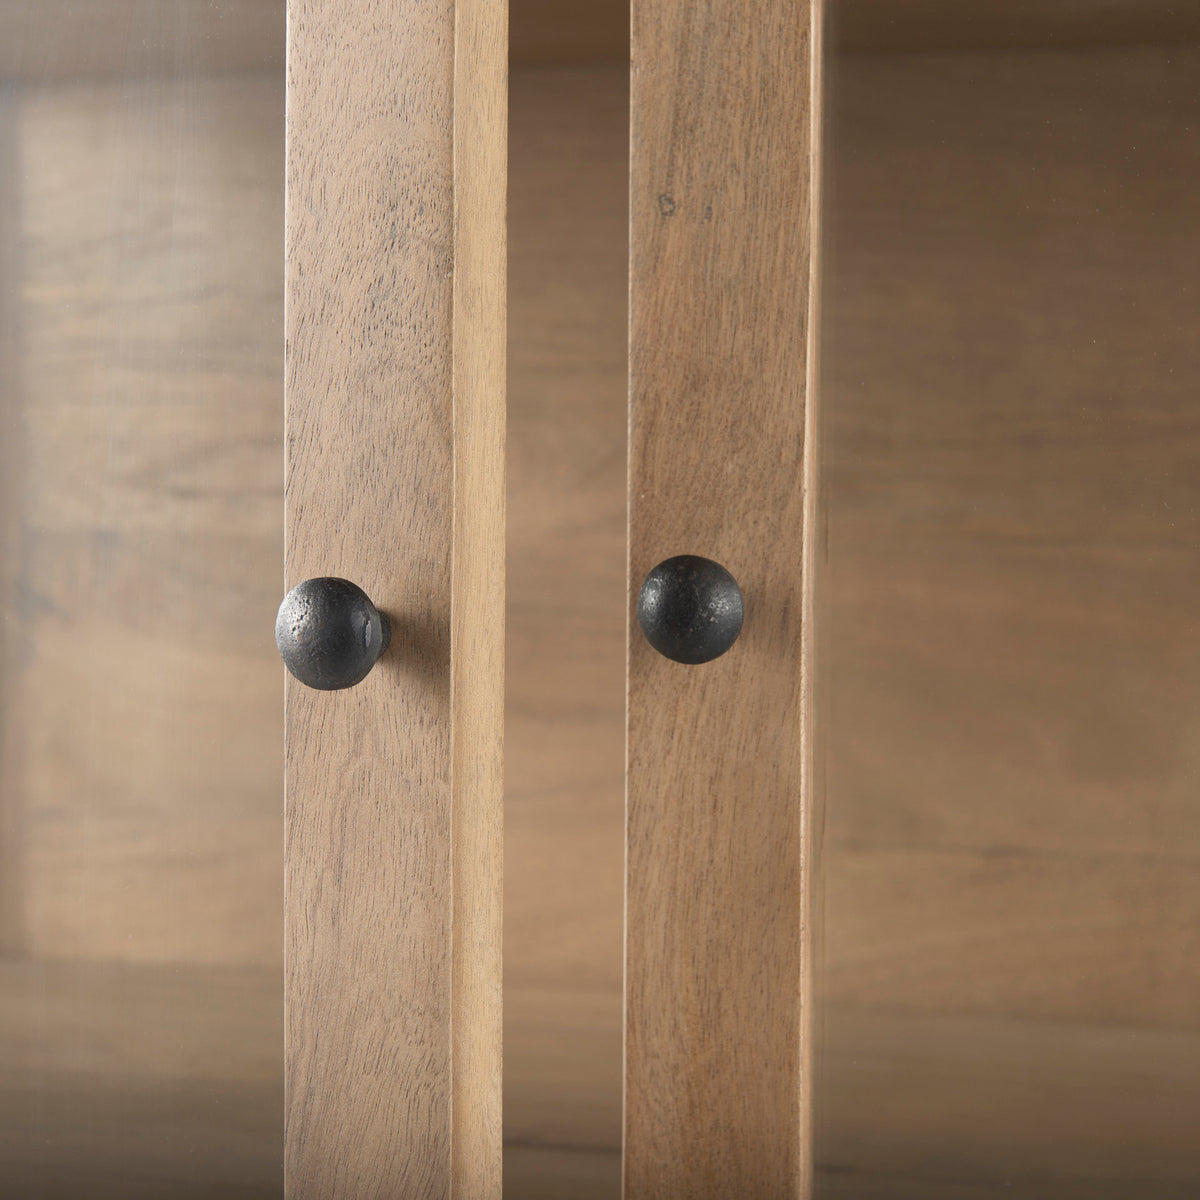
[8,2,1198,1196]
[283,2,506,1196]
[625,0,824,1196]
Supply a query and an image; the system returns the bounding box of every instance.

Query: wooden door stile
[625,0,825,1194]
[284,1,505,1195]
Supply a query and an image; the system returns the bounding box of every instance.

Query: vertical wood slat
[451,0,506,1188]
[625,0,823,1196]
[284,1,504,1196]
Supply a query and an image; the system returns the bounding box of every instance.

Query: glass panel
[819,33,1200,1200]
[503,59,628,1198]
[0,4,284,1195]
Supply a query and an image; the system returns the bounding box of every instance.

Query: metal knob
[275,577,391,690]
[636,555,744,664]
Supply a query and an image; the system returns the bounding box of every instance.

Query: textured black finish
[275,577,391,691]
[636,555,744,665]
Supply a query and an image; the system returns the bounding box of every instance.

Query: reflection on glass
[0,3,284,1195]
[819,35,1200,1200]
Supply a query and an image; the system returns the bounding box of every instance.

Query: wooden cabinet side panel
[284,1,504,1196]
[625,0,823,1196]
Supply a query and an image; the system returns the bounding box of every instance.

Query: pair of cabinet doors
[0,0,813,1192]
[283,0,818,1196]
[7,0,1199,1198]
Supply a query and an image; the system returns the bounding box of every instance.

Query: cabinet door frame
[625,0,825,1194]
[283,2,506,1196]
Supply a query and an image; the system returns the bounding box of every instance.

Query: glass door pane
[819,21,1200,1200]
[0,4,284,1195]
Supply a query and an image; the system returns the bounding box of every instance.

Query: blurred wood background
[0,71,284,1196]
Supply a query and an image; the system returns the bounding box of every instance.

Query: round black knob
[636,555,744,664]
[275,577,391,690]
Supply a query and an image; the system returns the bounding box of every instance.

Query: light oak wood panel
[626,0,822,1194]
[452,0,508,1186]
[0,958,281,1197]
[0,75,284,965]
[283,0,504,1195]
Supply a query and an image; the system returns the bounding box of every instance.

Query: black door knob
[275,577,391,690]
[636,555,744,664]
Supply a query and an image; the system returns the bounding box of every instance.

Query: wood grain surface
[284,1,504,1196]
[452,0,507,1187]
[626,0,823,1195]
